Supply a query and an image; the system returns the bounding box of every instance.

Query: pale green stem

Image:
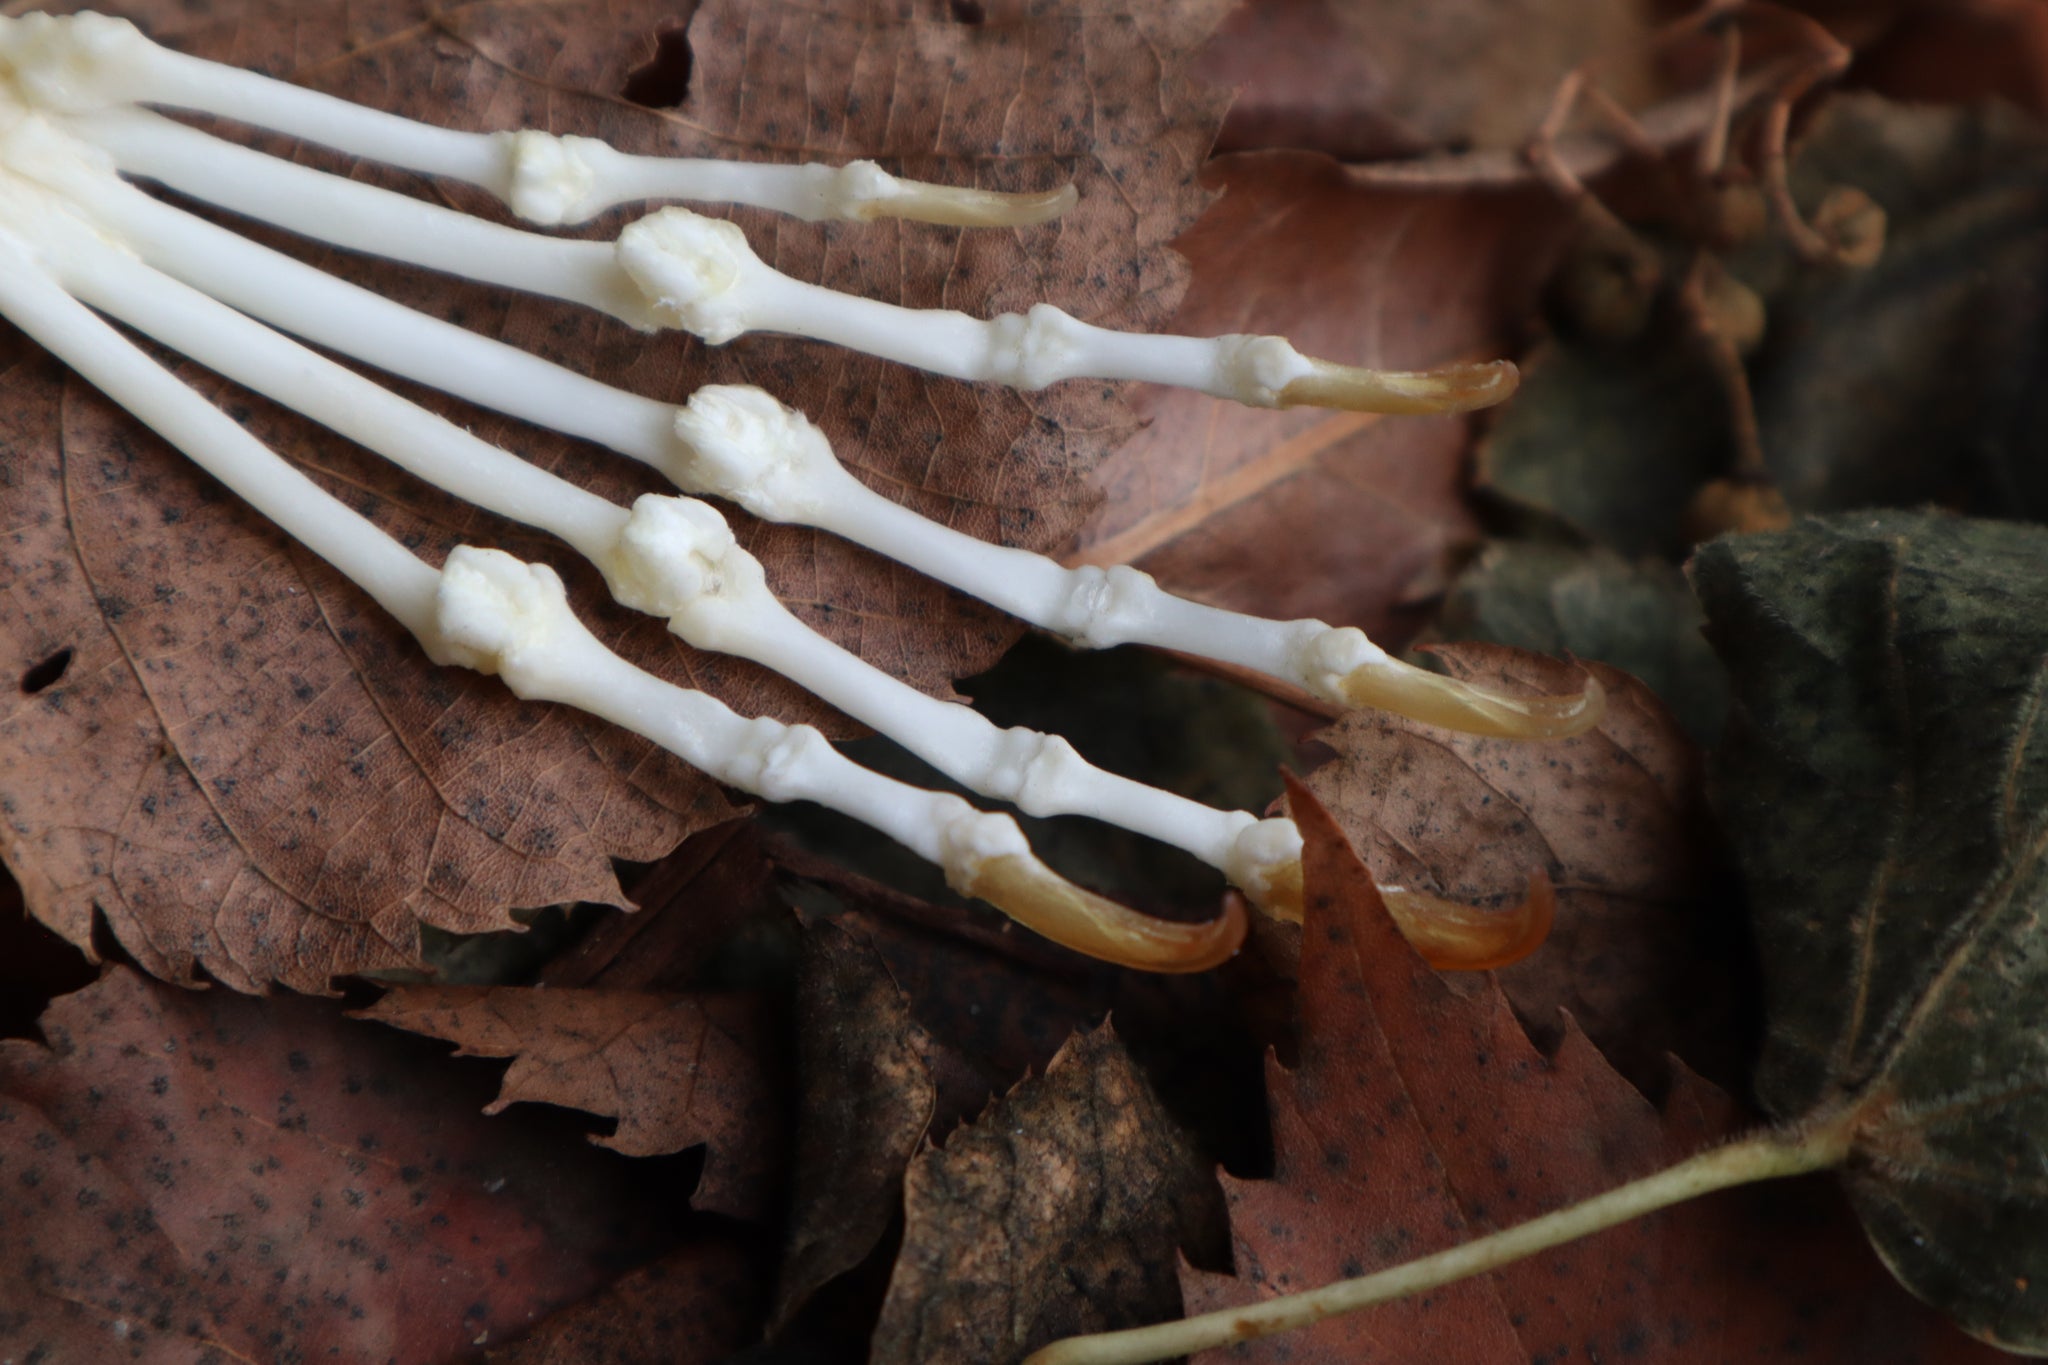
[1024,1123,1853,1365]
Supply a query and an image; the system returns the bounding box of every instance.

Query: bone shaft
[122,41,502,186]
[68,108,638,321]
[715,597,1246,864]
[45,160,680,463]
[60,241,630,562]
[0,230,441,639]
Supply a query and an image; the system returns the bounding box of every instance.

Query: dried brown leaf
[484,1236,764,1365]
[358,984,780,1217]
[1075,152,1573,636]
[872,1023,1227,1365]
[0,0,1232,991]
[775,921,937,1330]
[1303,642,1751,1085]
[1180,776,2004,1363]
[0,966,686,1364]
[1198,0,1659,160]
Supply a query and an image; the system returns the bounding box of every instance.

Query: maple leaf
[1173,776,2003,1363]
[0,965,697,1364]
[0,0,1230,992]
[358,983,781,1218]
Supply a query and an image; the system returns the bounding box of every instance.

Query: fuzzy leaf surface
[1695,511,2048,1351]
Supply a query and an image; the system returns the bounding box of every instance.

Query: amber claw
[956,852,1247,973]
[1339,657,1606,739]
[1278,358,1519,415]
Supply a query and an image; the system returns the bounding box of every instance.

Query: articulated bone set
[0,12,1600,973]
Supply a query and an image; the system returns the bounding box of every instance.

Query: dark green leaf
[1693,510,2048,1352]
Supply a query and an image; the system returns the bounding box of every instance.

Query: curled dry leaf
[0,966,688,1364]
[1302,641,1748,1085]
[358,984,781,1219]
[1176,776,2003,1363]
[0,0,1232,992]
[873,1023,1228,1365]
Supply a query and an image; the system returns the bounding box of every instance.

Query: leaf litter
[1171,775,2000,1363]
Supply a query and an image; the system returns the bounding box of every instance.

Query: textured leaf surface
[483,1236,763,1365]
[1695,512,2048,1350]
[1197,0,1657,160]
[0,966,686,1364]
[1434,538,1729,746]
[1304,643,1747,1084]
[359,984,780,1217]
[1181,777,2006,1362]
[0,0,1230,991]
[774,921,937,1329]
[873,1023,1227,1365]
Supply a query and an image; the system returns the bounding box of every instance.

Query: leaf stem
[1023,1122,1854,1365]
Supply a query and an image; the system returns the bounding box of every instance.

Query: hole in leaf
[949,0,986,23]
[621,26,694,108]
[21,646,73,695]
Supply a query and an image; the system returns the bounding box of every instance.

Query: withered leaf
[1693,511,2048,1350]
[358,984,781,1218]
[1181,775,2004,1362]
[775,921,936,1330]
[484,1235,764,1365]
[1198,0,1657,160]
[0,966,686,1364]
[1303,642,1748,1085]
[0,0,1231,991]
[872,1023,1227,1365]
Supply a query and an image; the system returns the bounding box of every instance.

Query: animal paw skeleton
[0,11,1598,973]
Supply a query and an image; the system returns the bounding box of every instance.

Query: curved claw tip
[1278,358,1519,415]
[1339,658,1606,740]
[1385,869,1555,972]
[864,181,1078,229]
[1246,857,1552,972]
[958,852,1245,973]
